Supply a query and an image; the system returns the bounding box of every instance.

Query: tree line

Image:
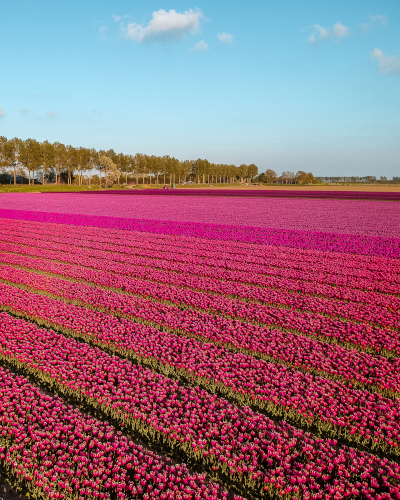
[0,136,259,187]
[255,169,315,185]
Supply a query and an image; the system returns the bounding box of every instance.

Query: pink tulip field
[0,192,400,500]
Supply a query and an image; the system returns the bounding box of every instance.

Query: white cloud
[313,24,329,40]
[370,14,387,25]
[218,33,233,43]
[98,26,109,40]
[112,15,121,22]
[307,22,349,43]
[194,40,208,51]
[46,111,57,118]
[126,9,203,43]
[371,48,400,75]
[0,107,4,117]
[360,14,387,33]
[333,22,348,38]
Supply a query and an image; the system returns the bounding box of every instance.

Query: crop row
[1,312,400,500]
[2,246,397,355]
[1,251,400,361]
[1,203,399,259]
[1,223,399,297]
[2,219,399,282]
[2,263,400,395]
[1,282,400,455]
[1,232,399,332]
[3,218,400,313]
[0,363,231,500]
[6,215,399,274]
[2,223,400,322]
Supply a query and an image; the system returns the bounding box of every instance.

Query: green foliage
[0,135,261,187]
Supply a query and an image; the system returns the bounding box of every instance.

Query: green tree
[99,155,120,188]
[20,139,42,185]
[247,164,258,180]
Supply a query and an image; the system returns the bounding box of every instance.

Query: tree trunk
[29,170,31,186]
[13,166,16,186]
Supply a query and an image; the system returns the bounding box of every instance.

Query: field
[0,191,399,500]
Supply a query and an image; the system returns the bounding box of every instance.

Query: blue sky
[1,0,399,177]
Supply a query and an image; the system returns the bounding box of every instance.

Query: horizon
[1,0,399,177]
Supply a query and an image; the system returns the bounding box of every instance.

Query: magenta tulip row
[2,246,398,357]
[76,187,400,200]
[1,207,400,259]
[1,281,400,454]
[2,223,399,296]
[2,237,399,341]
[2,217,400,283]
[1,312,400,500]
[2,217,399,315]
[0,364,230,500]
[7,214,399,272]
[2,219,399,320]
[3,223,400,327]
[2,249,400,361]
[2,263,399,397]
[2,192,400,241]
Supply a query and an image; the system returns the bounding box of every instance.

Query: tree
[53,142,67,184]
[0,137,20,185]
[40,140,55,185]
[295,171,314,185]
[265,169,277,183]
[238,164,248,182]
[99,156,120,188]
[19,139,42,185]
[247,164,258,180]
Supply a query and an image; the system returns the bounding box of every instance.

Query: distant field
[1,183,400,193]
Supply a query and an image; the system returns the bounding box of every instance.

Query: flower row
[2,222,399,322]
[2,251,400,360]
[0,363,231,500]
[2,263,400,395]
[2,228,400,332]
[1,312,400,499]
[1,195,400,258]
[2,218,399,282]
[2,285,400,454]
[2,224,399,297]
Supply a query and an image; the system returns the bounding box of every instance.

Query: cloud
[218,33,233,43]
[307,22,349,43]
[360,14,387,33]
[313,24,329,40]
[193,40,208,51]
[19,107,29,114]
[371,48,400,75]
[0,107,4,117]
[333,22,348,38]
[126,9,202,43]
[46,111,58,118]
[98,26,109,40]
[112,15,121,22]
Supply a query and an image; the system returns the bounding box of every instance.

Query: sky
[0,0,399,177]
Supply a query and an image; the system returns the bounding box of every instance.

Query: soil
[0,474,26,500]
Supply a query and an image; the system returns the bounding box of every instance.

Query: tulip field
[0,193,400,500]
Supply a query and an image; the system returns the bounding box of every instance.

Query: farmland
[0,191,399,500]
